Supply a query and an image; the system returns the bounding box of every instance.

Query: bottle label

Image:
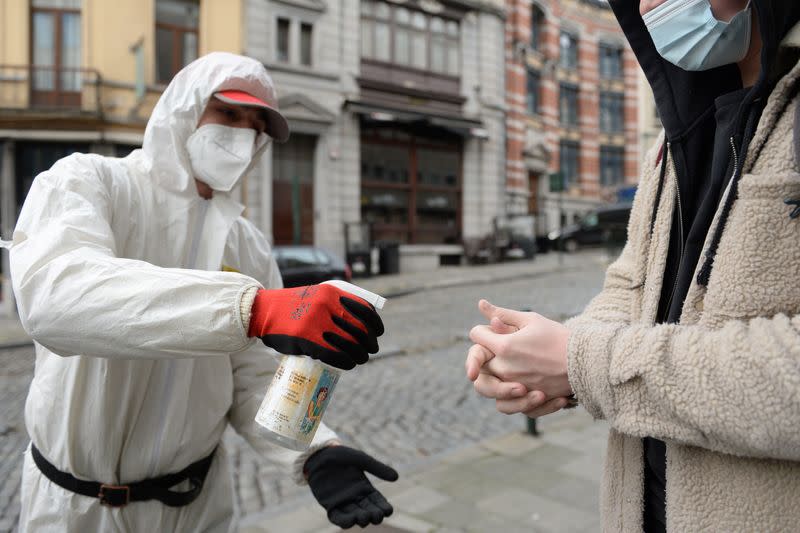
[255,356,340,446]
[299,367,338,435]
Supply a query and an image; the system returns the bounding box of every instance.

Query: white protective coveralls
[8,52,337,532]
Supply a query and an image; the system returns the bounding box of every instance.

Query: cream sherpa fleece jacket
[566,38,800,532]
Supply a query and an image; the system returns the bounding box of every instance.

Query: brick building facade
[504,0,640,239]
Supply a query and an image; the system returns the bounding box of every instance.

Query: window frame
[526,68,540,115]
[360,126,462,244]
[530,5,544,51]
[155,0,199,84]
[360,0,460,77]
[600,145,625,187]
[276,17,291,63]
[598,43,623,80]
[29,2,82,107]
[599,91,625,134]
[558,30,578,70]
[558,139,580,190]
[559,82,580,127]
[300,22,313,66]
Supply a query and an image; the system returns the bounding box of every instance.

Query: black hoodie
[607,0,800,530]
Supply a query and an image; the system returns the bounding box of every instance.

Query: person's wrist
[247,288,271,337]
[303,440,344,479]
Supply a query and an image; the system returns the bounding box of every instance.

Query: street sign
[549,172,565,193]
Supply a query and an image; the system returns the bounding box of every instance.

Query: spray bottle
[254,280,386,451]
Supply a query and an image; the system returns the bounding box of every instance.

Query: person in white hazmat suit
[7,52,398,532]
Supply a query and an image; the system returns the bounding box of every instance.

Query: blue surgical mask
[643,0,752,71]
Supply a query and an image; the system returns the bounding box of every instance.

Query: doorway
[272,134,316,245]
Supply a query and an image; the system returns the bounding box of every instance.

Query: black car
[273,245,352,287]
[548,203,631,252]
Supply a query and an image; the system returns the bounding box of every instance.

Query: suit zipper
[147,199,209,478]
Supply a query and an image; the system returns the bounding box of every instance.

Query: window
[300,23,313,66]
[530,5,544,51]
[559,31,578,70]
[156,0,199,84]
[559,140,580,189]
[361,0,460,75]
[394,7,411,65]
[31,0,82,106]
[410,11,426,69]
[526,69,540,115]
[600,146,625,186]
[361,127,462,244]
[445,20,459,76]
[600,91,624,133]
[599,44,623,79]
[276,18,290,62]
[559,83,579,127]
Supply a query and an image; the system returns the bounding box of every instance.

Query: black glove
[305,445,399,528]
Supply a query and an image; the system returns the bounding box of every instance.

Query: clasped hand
[465,300,573,418]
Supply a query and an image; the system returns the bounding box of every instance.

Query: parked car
[463,215,537,264]
[548,203,631,252]
[273,245,352,287]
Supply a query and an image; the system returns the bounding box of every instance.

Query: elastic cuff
[240,286,260,336]
[566,319,623,420]
[292,438,341,485]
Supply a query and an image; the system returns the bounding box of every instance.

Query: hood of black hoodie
[609,0,800,144]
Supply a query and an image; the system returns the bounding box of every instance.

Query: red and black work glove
[304,446,399,529]
[248,284,384,370]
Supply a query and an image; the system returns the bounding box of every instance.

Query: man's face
[196,97,269,135]
[192,97,270,198]
[640,0,749,21]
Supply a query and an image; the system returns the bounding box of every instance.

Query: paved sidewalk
[240,409,607,533]
[357,250,610,300]
[0,317,28,348]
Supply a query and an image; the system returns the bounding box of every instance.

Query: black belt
[31,444,216,508]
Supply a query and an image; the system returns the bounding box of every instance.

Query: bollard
[526,416,538,436]
[520,305,539,437]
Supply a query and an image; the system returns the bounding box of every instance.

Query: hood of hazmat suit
[8,52,337,533]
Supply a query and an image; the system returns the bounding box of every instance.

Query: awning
[346,101,487,139]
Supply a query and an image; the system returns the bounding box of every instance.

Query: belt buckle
[99,484,130,507]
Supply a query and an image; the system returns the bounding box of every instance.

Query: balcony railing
[0,65,102,114]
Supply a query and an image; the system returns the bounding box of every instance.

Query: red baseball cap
[214,89,290,142]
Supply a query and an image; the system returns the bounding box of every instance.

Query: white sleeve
[10,158,261,359]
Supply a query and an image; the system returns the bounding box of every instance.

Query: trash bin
[377,242,400,275]
[347,251,372,278]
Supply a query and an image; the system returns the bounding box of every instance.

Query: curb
[0,340,32,350]
[371,260,593,300]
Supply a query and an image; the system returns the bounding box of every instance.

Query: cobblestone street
[0,254,607,530]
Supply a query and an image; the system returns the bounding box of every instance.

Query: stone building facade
[243,0,508,271]
[504,0,641,240]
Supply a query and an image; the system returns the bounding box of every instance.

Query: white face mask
[185,123,268,192]
[643,0,752,72]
